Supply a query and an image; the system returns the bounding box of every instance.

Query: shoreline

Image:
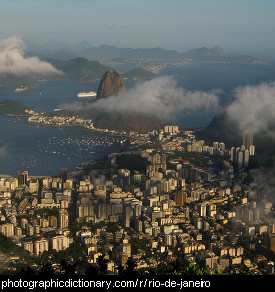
[0,114,128,178]
[25,120,129,138]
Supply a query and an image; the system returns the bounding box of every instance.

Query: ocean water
[160,63,275,93]
[0,63,275,176]
[160,63,275,127]
[0,81,126,176]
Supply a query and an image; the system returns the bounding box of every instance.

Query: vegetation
[0,73,38,88]
[122,67,156,79]
[38,242,86,264]
[116,154,150,173]
[13,255,219,276]
[49,57,110,82]
[0,233,30,259]
[168,150,211,167]
[0,100,30,116]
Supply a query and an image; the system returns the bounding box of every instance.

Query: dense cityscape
[0,119,274,276]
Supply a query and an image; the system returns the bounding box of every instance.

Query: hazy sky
[1,0,274,59]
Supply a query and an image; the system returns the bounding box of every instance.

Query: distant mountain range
[80,45,267,64]
[0,56,158,88]
[27,42,267,64]
[1,42,266,88]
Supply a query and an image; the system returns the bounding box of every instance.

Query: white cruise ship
[77,91,97,98]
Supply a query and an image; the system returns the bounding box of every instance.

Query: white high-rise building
[51,235,70,252]
[243,132,253,150]
[59,209,69,229]
[249,145,255,156]
[33,239,49,256]
[237,150,244,168]
[0,223,14,237]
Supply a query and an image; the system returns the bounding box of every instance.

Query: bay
[0,81,126,177]
[1,63,275,176]
[159,63,275,128]
[160,63,275,94]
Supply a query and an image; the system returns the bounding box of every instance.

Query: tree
[60,259,77,276]
[116,258,139,276]
[239,264,251,275]
[125,258,138,276]
[85,264,98,276]
[96,254,109,275]
[38,261,56,276]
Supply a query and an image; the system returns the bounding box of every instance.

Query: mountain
[48,57,110,82]
[183,46,225,60]
[197,107,240,147]
[92,111,165,133]
[77,44,266,64]
[0,57,110,88]
[197,107,275,169]
[53,70,165,133]
[181,46,267,64]
[80,45,182,60]
[0,73,39,89]
[93,69,163,131]
[96,69,126,99]
[26,43,267,68]
[0,100,31,116]
[72,40,93,51]
[122,68,156,79]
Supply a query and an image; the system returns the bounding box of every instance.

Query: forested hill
[48,57,110,82]
[0,100,31,116]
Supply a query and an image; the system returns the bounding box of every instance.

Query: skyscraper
[242,132,253,150]
[237,149,244,168]
[59,209,69,229]
[249,145,255,156]
[61,168,67,191]
[174,190,188,206]
[18,171,28,186]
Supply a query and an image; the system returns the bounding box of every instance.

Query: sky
[0,0,275,59]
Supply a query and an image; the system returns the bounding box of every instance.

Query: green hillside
[0,100,31,116]
[0,73,38,88]
[49,57,110,82]
[122,68,156,79]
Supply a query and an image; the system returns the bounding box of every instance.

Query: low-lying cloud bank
[226,82,275,137]
[62,69,275,138]
[0,36,62,75]
[65,75,220,121]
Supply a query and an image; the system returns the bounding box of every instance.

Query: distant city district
[0,124,274,275]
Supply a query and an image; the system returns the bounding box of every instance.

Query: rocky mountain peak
[97,69,126,99]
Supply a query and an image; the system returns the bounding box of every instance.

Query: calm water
[0,63,275,176]
[160,63,275,127]
[0,115,124,177]
[0,81,126,176]
[160,63,275,93]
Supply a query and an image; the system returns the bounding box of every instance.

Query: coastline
[0,113,128,177]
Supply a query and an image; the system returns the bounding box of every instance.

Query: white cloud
[226,82,275,136]
[66,75,219,121]
[0,36,62,75]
